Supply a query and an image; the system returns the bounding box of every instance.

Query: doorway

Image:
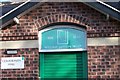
[40,51,87,80]
[38,23,88,80]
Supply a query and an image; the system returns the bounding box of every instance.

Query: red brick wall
[1,2,120,41]
[0,2,120,79]
[1,46,120,79]
[88,46,120,78]
[0,48,39,80]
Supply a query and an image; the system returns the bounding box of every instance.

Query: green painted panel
[39,52,88,80]
[41,28,86,50]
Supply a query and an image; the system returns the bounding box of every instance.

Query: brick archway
[34,14,90,29]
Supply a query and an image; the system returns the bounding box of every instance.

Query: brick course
[0,2,120,79]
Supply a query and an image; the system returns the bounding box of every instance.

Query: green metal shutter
[40,52,87,80]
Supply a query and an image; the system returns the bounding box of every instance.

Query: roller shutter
[40,52,87,80]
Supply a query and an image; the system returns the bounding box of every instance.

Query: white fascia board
[0,0,31,19]
[96,0,120,13]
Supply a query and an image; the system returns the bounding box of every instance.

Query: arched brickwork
[34,13,89,30]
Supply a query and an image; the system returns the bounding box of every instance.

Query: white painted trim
[39,48,86,52]
[39,25,86,33]
[0,37,119,49]
[96,0,120,13]
[0,0,30,19]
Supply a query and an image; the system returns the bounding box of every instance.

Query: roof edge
[83,2,120,21]
[96,0,120,13]
[0,0,31,19]
[1,1,120,29]
[0,1,40,29]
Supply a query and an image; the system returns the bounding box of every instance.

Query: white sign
[7,50,17,54]
[1,57,24,69]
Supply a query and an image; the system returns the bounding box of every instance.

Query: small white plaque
[1,57,24,69]
[7,50,17,54]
